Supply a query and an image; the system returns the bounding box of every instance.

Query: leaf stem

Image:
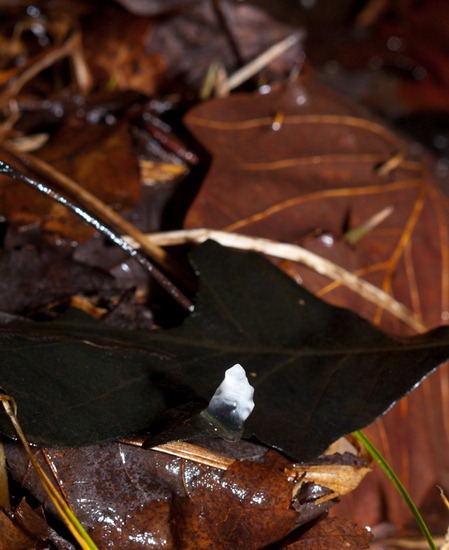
[353,429,437,550]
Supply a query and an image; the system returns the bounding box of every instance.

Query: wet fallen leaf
[0,2,173,244]
[0,510,34,550]
[0,241,449,464]
[0,118,142,244]
[3,438,366,549]
[171,450,308,549]
[0,498,74,550]
[0,245,115,315]
[183,74,448,335]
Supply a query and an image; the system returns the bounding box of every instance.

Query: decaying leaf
[285,456,372,502]
[0,498,74,550]
[0,2,173,244]
[3,437,370,549]
[183,75,449,334]
[185,82,427,312]
[0,119,142,243]
[0,510,35,550]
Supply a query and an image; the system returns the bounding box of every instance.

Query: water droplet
[387,36,404,52]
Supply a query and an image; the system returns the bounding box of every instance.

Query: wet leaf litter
[1,0,449,548]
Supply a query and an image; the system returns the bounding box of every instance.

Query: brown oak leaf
[183,73,449,530]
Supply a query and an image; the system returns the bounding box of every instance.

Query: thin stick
[4,147,195,291]
[127,228,426,332]
[152,441,235,469]
[217,33,301,96]
[0,160,193,311]
[120,436,235,470]
[211,0,244,67]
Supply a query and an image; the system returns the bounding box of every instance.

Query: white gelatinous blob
[207,364,255,423]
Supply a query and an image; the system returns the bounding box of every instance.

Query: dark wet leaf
[1,241,449,461]
[0,245,114,315]
[0,510,34,550]
[0,498,74,550]
[171,449,315,549]
[4,439,339,549]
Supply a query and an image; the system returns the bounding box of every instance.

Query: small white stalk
[205,364,255,437]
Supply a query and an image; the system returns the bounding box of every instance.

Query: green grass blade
[353,429,437,550]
